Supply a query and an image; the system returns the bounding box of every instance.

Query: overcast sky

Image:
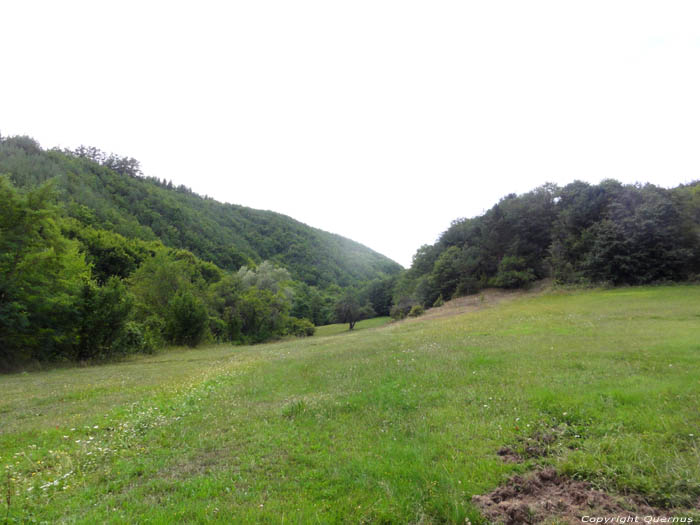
[2,1,699,267]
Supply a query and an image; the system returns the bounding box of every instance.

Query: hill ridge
[0,135,402,287]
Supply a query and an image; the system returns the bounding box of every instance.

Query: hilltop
[0,136,402,288]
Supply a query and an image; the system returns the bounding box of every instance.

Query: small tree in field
[334,290,375,330]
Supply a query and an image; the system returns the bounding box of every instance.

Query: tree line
[0,134,401,369]
[1,175,332,369]
[391,180,699,316]
[0,146,398,369]
[3,133,698,368]
[0,135,401,289]
[0,171,399,369]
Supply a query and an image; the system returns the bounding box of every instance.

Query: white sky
[2,1,699,267]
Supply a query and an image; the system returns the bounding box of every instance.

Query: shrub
[114,321,150,354]
[75,278,135,360]
[165,291,208,347]
[455,276,481,296]
[141,315,166,351]
[390,296,415,320]
[286,317,316,337]
[239,287,290,343]
[208,317,228,343]
[390,305,406,320]
[408,304,425,317]
[432,294,445,307]
[490,256,536,289]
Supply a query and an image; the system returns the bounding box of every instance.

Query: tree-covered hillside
[0,134,403,369]
[0,136,401,288]
[393,180,700,314]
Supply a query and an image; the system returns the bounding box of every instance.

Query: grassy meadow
[314,316,392,337]
[1,285,699,523]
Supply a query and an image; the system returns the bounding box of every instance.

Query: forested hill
[392,179,700,313]
[0,136,401,288]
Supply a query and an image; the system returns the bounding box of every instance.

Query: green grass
[314,316,392,337]
[2,286,699,523]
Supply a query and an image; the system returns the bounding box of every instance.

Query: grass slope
[314,316,392,337]
[1,286,699,523]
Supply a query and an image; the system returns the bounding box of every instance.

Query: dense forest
[392,180,700,316]
[0,135,399,369]
[2,133,698,369]
[0,136,401,287]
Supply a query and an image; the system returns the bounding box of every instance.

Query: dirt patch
[472,468,667,525]
[497,428,567,464]
[497,446,525,464]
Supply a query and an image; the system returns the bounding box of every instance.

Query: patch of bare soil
[497,446,525,464]
[472,468,666,525]
[482,430,698,524]
[496,427,570,465]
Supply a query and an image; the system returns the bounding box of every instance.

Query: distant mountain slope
[0,136,402,287]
